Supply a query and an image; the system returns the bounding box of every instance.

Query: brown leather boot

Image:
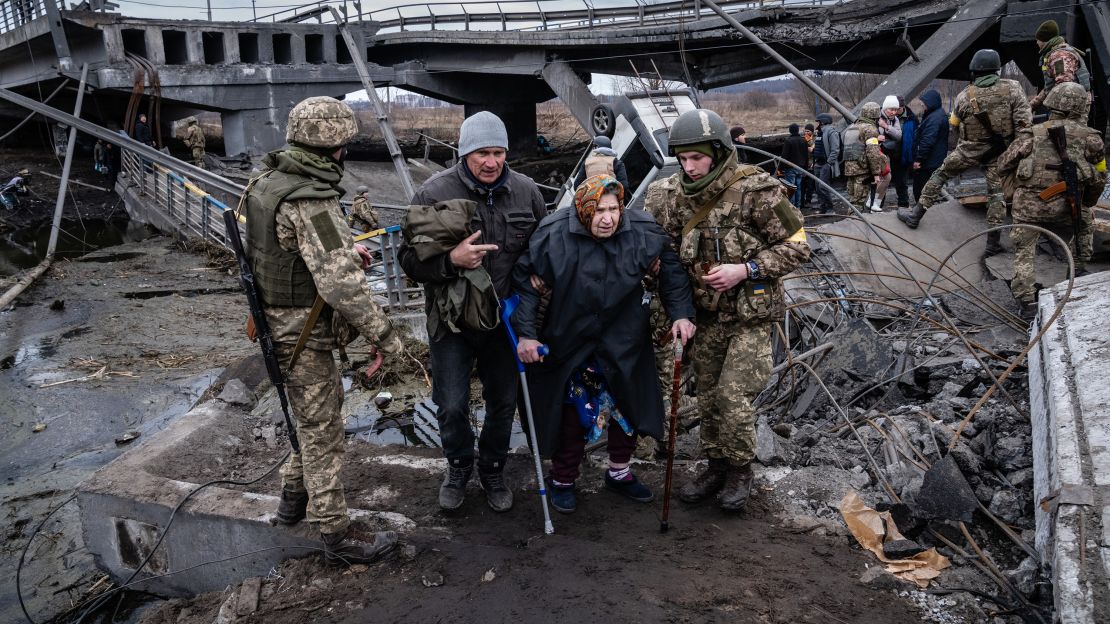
[678,458,728,503]
[275,488,308,525]
[718,463,754,512]
[322,525,397,567]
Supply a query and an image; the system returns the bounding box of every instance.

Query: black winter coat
[781,135,810,170]
[510,208,695,455]
[914,97,950,169]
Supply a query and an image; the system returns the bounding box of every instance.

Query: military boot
[478,466,513,513]
[898,204,926,229]
[275,487,308,525]
[678,458,729,503]
[321,525,397,567]
[438,462,472,510]
[983,231,1004,257]
[719,462,755,512]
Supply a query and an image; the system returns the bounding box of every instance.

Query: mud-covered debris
[915,455,977,523]
[421,572,444,588]
[32,422,46,432]
[882,539,925,559]
[49,299,64,311]
[481,568,496,583]
[114,430,140,445]
[756,414,793,465]
[374,391,393,408]
[218,378,255,408]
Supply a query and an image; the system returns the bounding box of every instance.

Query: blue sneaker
[605,473,654,503]
[547,479,577,514]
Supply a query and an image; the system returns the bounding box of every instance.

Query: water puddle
[0,217,155,277]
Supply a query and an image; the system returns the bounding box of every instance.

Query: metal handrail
[0,0,65,35]
[253,0,836,32]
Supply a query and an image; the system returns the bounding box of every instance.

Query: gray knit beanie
[458,111,508,156]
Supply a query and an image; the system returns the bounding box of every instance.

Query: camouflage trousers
[1010,211,1093,302]
[691,317,773,467]
[277,345,349,534]
[191,146,205,169]
[845,175,872,211]
[919,146,1005,226]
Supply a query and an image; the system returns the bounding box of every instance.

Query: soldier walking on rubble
[899,49,1033,259]
[183,117,205,169]
[841,102,889,213]
[646,109,811,511]
[347,185,379,232]
[1029,20,1092,111]
[996,83,1107,319]
[245,96,403,566]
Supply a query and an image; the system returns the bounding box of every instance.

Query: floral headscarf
[573,174,624,228]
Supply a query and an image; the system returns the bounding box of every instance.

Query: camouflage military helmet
[186,116,198,125]
[858,102,881,121]
[668,109,731,156]
[1044,82,1089,119]
[969,49,1001,75]
[356,185,369,194]
[286,96,358,149]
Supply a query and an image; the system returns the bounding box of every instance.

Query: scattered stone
[481,568,496,583]
[311,577,333,590]
[32,423,46,433]
[235,577,262,616]
[988,489,1026,525]
[1005,557,1039,597]
[218,378,255,407]
[936,382,964,402]
[261,425,277,449]
[859,565,903,590]
[348,564,369,574]
[114,431,141,445]
[947,442,983,476]
[882,539,926,559]
[756,415,793,465]
[1006,467,1034,489]
[374,391,393,408]
[400,543,418,561]
[49,299,64,311]
[990,435,1032,471]
[771,423,794,439]
[915,455,977,523]
[421,572,444,588]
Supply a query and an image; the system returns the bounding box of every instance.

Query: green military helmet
[667,109,732,156]
[356,185,369,195]
[858,101,881,121]
[970,49,1001,75]
[286,96,359,149]
[1044,81,1089,119]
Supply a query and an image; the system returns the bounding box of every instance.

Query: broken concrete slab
[217,378,254,408]
[914,455,978,523]
[1028,270,1110,624]
[77,401,414,597]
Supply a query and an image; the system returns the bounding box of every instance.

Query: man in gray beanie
[399,110,547,513]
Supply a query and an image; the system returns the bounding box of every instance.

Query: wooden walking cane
[660,339,684,533]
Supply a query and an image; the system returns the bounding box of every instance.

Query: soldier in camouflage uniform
[646,109,811,511]
[183,117,206,169]
[841,102,888,213]
[243,96,402,566]
[900,49,1033,258]
[997,83,1107,318]
[1029,20,1092,110]
[348,185,379,232]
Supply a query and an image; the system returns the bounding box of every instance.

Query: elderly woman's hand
[703,262,749,291]
[672,319,696,346]
[518,338,546,363]
[529,274,550,295]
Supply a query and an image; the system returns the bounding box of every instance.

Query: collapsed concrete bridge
[0,0,1107,156]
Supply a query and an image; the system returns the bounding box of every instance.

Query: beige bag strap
[680,167,753,238]
[287,295,326,374]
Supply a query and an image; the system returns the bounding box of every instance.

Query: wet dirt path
[0,237,252,623]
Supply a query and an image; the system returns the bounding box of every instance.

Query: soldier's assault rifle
[1042,125,1082,254]
[222,209,301,454]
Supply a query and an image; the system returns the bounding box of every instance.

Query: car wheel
[591,104,616,138]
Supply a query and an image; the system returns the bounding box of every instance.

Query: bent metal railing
[254,0,836,32]
[118,148,420,314]
[0,0,64,35]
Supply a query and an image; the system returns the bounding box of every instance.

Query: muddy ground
[0,235,253,623]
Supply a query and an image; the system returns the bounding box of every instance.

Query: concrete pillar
[290,34,306,64]
[222,107,290,157]
[104,26,125,64]
[258,32,274,63]
[144,29,166,65]
[323,33,337,64]
[224,30,240,64]
[463,102,536,158]
[186,30,204,64]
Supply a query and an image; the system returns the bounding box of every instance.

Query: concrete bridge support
[223,106,290,157]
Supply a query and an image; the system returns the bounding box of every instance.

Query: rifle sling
[287,295,326,375]
[681,168,755,238]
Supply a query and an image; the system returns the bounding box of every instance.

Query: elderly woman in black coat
[511,175,696,514]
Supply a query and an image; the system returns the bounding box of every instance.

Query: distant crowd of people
[766,90,951,215]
